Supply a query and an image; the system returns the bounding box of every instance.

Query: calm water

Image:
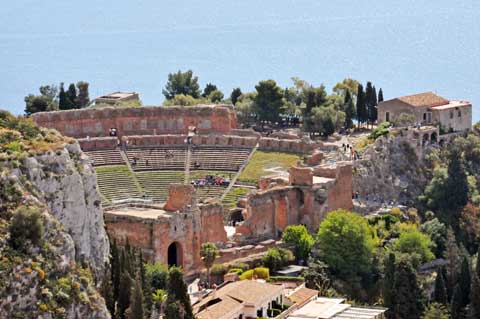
[1,0,479,120]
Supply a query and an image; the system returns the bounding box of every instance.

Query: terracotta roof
[196,296,242,319]
[287,287,319,306]
[396,92,449,108]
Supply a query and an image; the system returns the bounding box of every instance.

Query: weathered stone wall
[105,186,227,273]
[237,163,353,238]
[78,136,118,151]
[121,134,258,149]
[32,105,237,138]
[258,137,317,154]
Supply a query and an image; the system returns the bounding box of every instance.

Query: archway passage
[431,132,437,143]
[168,242,183,267]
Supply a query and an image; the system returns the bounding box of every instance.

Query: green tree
[433,268,448,305]
[66,83,77,107]
[130,275,144,319]
[469,273,480,319]
[446,148,469,224]
[230,88,242,105]
[315,210,374,280]
[378,88,384,103]
[167,267,193,319]
[365,82,374,126]
[393,227,435,263]
[420,217,447,257]
[422,303,450,319]
[152,289,168,316]
[202,83,218,97]
[200,242,219,287]
[303,259,332,296]
[163,70,201,99]
[344,90,355,129]
[392,260,424,319]
[253,79,285,124]
[76,81,90,107]
[208,90,224,103]
[100,264,115,316]
[282,225,314,261]
[262,247,294,272]
[306,106,345,136]
[118,271,133,319]
[445,229,461,301]
[383,253,396,316]
[9,206,44,252]
[333,78,359,98]
[451,284,467,319]
[356,83,367,126]
[458,256,471,307]
[24,85,58,115]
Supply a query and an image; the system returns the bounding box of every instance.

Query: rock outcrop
[20,142,109,275]
[353,135,432,212]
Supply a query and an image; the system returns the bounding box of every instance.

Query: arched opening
[229,209,244,226]
[439,139,445,147]
[431,132,437,143]
[422,134,429,146]
[167,242,183,268]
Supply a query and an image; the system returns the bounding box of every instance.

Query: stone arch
[422,133,429,146]
[431,132,437,143]
[167,241,183,267]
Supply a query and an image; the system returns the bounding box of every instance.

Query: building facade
[377,92,472,132]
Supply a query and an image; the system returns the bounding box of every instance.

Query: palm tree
[152,289,168,318]
[200,242,219,287]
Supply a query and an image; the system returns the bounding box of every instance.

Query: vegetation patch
[238,151,301,183]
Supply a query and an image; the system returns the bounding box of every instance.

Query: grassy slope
[238,151,301,183]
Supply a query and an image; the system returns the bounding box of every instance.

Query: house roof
[194,280,284,318]
[287,287,318,306]
[396,92,449,108]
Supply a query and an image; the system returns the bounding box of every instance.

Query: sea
[0,0,479,121]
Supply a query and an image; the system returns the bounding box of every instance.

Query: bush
[9,206,44,252]
[239,269,254,280]
[227,268,244,275]
[239,267,270,280]
[369,121,391,140]
[210,264,228,276]
[262,247,294,272]
[229,262,249,272]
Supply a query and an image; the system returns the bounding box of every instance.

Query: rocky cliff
[0,112,110,318]
[353,135,433,213]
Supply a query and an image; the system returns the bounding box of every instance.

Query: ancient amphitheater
[33,105,353,274]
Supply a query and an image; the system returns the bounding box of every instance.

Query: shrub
[262,248,294,272]
[210,264,228,276]
[369,121,391,140]
[239,269,254,280]
[9,206,44,252]
[0,128,22,145]
[254,267,270,280]
[227,268,244,275]
[229,262,249,272]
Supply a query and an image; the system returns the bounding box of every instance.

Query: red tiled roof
[396,92,449,108]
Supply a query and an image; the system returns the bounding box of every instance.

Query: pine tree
[76,81,90,107]
[66,83,77,108]
[202,83,218,98]
[433,267,448,304]
[356,84,366,127]
[344,90,355,129]
[167,267,193,319]
[392,260,424,319]
[383,253,395,318]
[378,88,384,103]
[130,275,144,319]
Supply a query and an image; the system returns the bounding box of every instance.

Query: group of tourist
[191,175,230,187]
[342,143,360,161]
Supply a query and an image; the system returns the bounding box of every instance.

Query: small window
[458,110,461,117]
[450,111,454,119]
[423,113,427,121]
[386,112,390,122]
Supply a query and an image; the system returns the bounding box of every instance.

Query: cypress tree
[100,263,115,316]
[383,253,395,318]
[356,84,366,127]
[167,267,193,319]
[445,229,461,301]
[118,271,133,319]
[392,260,424,319]
[66,83,77,108]
[469,274,480,319]
[459,256,471,306]
[58,83,68,110]
[112,240,121,305]
[130,275,144,319]
[452,284,467,319]
[378,88,384,103]
[444,148,469,231]
[371,86,378,123]
[344,90,355,129]
[433,267,448,305]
